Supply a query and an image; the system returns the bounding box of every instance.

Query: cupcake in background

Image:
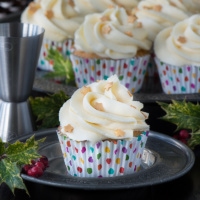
[57,74,149,177]
[134,0,192,77]
[70,6,152,93]
[154,14,200,94]
[73,0,140,15]
[21,0,83,71]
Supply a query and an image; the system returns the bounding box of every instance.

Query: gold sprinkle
[136,22,143,28]
[64,124,74,133]
[102,25,112,34]
[128,15,137,23]
[141,111,148,119]
[153,5,162,11]
[143,5,152,10]
[108,4,114,9]
[45,10,54,19]
[101,16,110,21]
[81,86,91,95]
[93,102,104,111]
[115,129,125,137]
[125,31,133,37]
[130,105,136,109]
[128,90,133,97]
[69,0,75,7]
[133,131,141,137]
[28,2,41,14]
[178,36,187,43]
[104,82,113,91]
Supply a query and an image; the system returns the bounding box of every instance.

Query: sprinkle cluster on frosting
[73,7,152,59]
[21,0,83,41]
[154,14,200,67]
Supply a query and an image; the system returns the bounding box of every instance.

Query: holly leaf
[188,129,200,149]
[0,159,28,195]
[6,135,45,166]
[44,48,75,85]
[29,90,70,128]
[0,136,45,195]
[157,100,200,132]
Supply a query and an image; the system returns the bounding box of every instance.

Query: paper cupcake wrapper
[70,54,150,93]
[57,131,149,178]
[146,52,158,77]
[155,57,200,94]
[38,38,74,71]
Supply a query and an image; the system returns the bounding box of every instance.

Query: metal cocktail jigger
[0,22,44,142]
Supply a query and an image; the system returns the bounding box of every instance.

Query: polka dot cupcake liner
[155,57,200,94]
[38,38,74,71]
[146,52,158,77]
[70,54,150,93]
[57,131,149,178]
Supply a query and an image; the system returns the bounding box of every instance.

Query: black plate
[16,128,195,190]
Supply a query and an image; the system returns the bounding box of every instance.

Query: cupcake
[70,6,152,93]
[57,74,149,177]
[154,14,200,94]
[73,0,140,15]
[133,0,192,77]
[21,0,83,71]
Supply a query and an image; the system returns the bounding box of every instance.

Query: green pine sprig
[44,48,75,85]
[29,90,70,129]
[157,100,200,149]
[0,135,45,195]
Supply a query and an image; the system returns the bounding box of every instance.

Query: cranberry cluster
[22,155,49,178]
[173,129,191,145]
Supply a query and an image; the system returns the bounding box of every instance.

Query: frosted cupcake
[134,0,192,77]
[73,0,140,15]
[70,7,152,93]
[154,14,200,94]
[21,0,83,71]
[57,75,149,177]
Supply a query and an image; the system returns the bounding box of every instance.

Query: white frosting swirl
[73,0,139,15]
[59,75,149,143]
[154,14,200,66]
[74,7,152,59]
[135,0,191,41]
[21,0,83,41]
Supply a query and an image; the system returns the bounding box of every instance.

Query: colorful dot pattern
[57,131,149,178]
[38,38,73,71]
[155,57,200,94]
[70,54,150,93]
[146,52,158,77]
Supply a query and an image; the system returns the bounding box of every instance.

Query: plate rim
[16,128,195,190]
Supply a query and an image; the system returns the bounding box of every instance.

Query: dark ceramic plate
[16,128,195,190]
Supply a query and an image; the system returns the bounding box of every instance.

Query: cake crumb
[115,129,125,137]
[93,102,104,111]
[178,36,187,43]
[64,124,74,133]
[81,86,91,95]
[104,82,113,91]
[133,131,141,137]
